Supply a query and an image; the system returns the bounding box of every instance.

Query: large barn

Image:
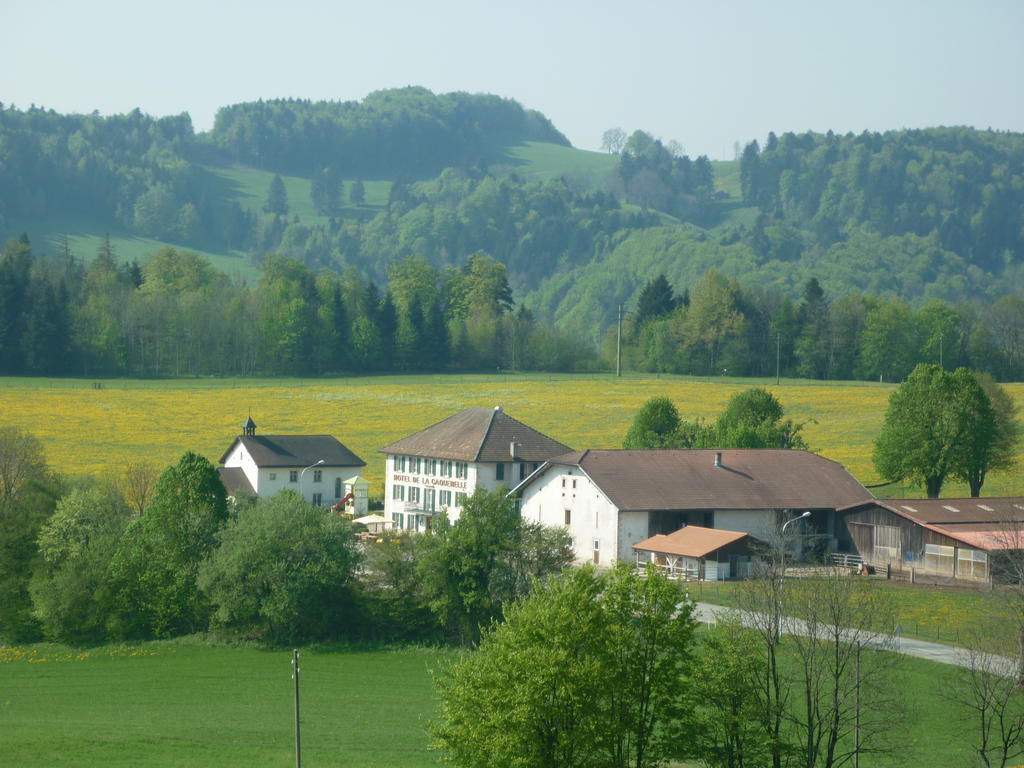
[513,449,873,565]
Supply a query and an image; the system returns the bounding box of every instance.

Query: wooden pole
[292,649,302,768]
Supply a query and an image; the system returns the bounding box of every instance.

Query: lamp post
[782,510,811,535]
[300,459,324,505]
[772,510,812,643]
[780,510,812,570]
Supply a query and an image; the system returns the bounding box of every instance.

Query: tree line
[0,236,597,376]
[612,271,1024,381]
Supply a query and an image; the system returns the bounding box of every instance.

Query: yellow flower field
[1,374,1022,499]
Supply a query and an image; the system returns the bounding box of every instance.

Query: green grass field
[0,640,988,767]
[1,643,453,768]
[697,578,1016,650]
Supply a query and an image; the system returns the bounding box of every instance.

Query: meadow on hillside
[2,374,1022,498]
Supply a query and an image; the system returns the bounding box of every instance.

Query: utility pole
[854,641,861,768]
[776,333,781,386]
[292,649,302,768]
[939,332,944,368]
[616,303,622,378]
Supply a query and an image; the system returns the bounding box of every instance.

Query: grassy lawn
[2,373,1022,499]
[1,642,453,768]
[697,577,1016,649]
[0,639,991,767]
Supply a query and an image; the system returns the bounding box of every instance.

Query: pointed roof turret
[242,416,257,437]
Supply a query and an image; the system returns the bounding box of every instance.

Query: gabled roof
[634,525,751,558]
[840,498,1024,551]
[218,467,255,496]
[378,407,572,462]
[219,435,365,468]
[525,449,872,512]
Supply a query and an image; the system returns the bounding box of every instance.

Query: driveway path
[694,601,1016,676]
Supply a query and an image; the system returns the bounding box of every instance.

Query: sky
[4,0,1023,159]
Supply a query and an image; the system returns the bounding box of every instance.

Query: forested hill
[525,126,1024,337]
[207,88,570,175]
[0,88,568,250]
[741,127,1024,272]
[2,91,1024,372]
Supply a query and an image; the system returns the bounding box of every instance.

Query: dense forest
[0,236,595,376]
[1,90,1023,381]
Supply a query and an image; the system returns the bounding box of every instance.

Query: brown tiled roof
[378,407,572,462]
[219,435,365,468]
[218,467,255,496]
[542,449,872,511]
[841,498,1024,551]
[634,525,750,558]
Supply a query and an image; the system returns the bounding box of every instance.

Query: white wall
[223,444,354,505]
[519,465,624,566]
[383,454,476,526]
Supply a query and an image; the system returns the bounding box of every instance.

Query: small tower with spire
[242,416,256,437]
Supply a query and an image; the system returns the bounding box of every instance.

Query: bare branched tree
[601,127,627,155]
[988,513,1024,685]
[120,461,158,516]
[786,569,903,768]
[949,632,1024,768]
[0,427,47,503]
[732,522,905,768]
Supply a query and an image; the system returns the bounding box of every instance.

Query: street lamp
[771,511,812,645]
[782,510,811,534]
[780,510,812,570]
[300,459,324,504]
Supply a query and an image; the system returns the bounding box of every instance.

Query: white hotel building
[379,407,572,531]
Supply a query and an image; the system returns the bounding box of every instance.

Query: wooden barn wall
[843,505,960,562]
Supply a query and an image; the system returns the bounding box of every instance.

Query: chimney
[714,451,722,468]
[510,441,518,458]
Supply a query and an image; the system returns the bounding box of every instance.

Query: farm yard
[3,372,1023,499]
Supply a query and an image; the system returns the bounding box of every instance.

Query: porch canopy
[634,525,750,559]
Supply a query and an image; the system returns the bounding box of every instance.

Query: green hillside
[9,213,257,279]
[201,166,393,220]
[497,140,618,181]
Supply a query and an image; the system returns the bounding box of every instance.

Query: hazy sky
[5,0,1022,159]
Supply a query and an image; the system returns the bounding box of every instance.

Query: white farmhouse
[218,417,368,513]
[379,406,572,532]
[513,448,873,566]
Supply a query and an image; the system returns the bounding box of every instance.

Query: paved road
[694,601,1016,676]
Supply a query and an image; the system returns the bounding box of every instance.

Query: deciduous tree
[30,487,130,643]
[874,364,996,497]
[107,451,228,638]
[431,565,696,768]
[198,491,359,643]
